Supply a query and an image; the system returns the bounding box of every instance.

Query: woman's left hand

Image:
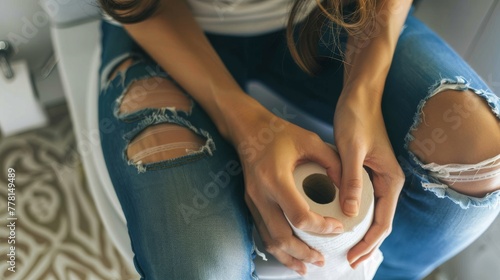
[333,89,405,268]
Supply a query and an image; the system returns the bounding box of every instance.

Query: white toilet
[45,1,332,278]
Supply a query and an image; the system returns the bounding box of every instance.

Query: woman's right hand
[225,98,345,275]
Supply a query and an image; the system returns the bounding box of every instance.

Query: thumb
[338,147,365,217]
[301,141,342,187]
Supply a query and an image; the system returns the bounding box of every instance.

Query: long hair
[287,0,376,75]
[98,0,376,74]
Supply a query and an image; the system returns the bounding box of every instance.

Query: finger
[267,246,307,276]
[300,140,342,187]
[347,174,400,265]
[338,146,366,217]
[270,173,344,234]
[246,196,314,275]
[251,194,325,264]
[252,211,307,274]
[351,238,384,269]
[347,196,392,265]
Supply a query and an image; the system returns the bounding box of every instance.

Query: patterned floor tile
[0,103,139,280]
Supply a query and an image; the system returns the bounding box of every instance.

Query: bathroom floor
[0,103,139,280]
[0,102,443,280]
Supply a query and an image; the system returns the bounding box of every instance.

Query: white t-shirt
[104,0,317,35]
[189,0,316,35]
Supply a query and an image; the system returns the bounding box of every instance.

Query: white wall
[0,0,53,70]
[468,1,500,95]
[415,0,500,95]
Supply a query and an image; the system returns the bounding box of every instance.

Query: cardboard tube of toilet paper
[288,162,382,279]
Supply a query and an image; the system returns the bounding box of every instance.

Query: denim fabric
[98,10,500,280]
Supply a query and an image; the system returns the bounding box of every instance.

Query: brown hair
[98,0,376,74]
[287,0,376,75]
[98,0,160,24]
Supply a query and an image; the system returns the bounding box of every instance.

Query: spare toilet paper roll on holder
[0,60,48,136]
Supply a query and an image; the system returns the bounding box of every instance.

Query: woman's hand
[333,0,410,269]
[333,89,405,268]
[226,99,345,275]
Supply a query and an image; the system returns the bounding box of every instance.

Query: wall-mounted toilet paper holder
[0,40,14,80]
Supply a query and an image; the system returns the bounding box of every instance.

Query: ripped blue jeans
[98,11,500,280]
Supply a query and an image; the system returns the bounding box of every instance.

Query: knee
[110,59,208,166]
[126,123,206,164]
[408,89,500,197]
[409,90,500,164]
[122,78,205,165]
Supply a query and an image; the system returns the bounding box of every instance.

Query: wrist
[339,82,384,113]
[213,91,272,144]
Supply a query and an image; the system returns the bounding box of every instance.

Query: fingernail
[313,261,324,267]
[332,226,344,234]
[344,199,359,216]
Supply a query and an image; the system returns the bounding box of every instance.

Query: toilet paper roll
[289,162,382,279]
[0,60,48,136]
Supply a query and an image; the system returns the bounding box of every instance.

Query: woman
[97,0,500,279]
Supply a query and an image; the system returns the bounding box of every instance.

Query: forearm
[121,0,265,141]
[342,0,413,107]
